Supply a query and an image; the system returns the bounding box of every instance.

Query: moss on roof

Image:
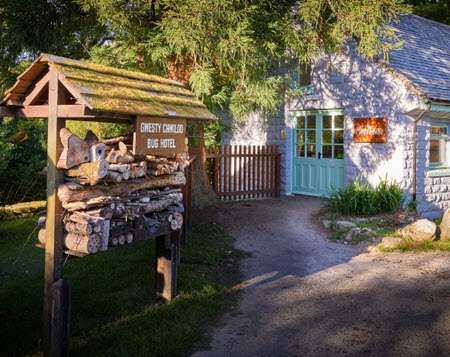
[45,55,215,120]
[1,53,216,120]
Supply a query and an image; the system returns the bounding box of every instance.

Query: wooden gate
[206,145,281,200]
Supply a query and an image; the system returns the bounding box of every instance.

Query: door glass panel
[334,145,344,159]
[335,115,344,129]
[297,144,305,157]
[297,130,305,143]
[297,116,306,128]
[334,130,344,144]
[323,115,332,129]
[323,130,332,144]
[307,116,316,128]
[322,145,332,158]
[307,130,316,143]
[307,144,316,158]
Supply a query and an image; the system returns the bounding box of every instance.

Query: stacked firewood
[38,129,188,255]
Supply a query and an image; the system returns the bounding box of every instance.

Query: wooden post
[180,166,192,245]
[155,233,177,301]
[170,230,181,265]
[43,68,68,356]
[275,147,281,197]
[51,279,71,357]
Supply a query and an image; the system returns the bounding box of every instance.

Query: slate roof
[1,53,217,121]
[382,14,450,103]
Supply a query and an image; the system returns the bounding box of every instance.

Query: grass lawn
[378,239,450,252]
[0,215,244,356]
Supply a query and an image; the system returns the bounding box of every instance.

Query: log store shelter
[0,53,217,356]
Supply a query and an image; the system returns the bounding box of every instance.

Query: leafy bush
[326,175,405,216]
[0,117,47,205]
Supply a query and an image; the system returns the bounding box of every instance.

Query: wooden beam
[0,105,135,123]
[43,67,67,357]
[58,75,93,109]
[23,72,50,106]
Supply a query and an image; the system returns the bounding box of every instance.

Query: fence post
[276,149,281,197]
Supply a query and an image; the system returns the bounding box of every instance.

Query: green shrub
[326,175,405,216]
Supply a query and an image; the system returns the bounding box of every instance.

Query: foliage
[0,0,107,96]
[78,0,405,121]
[326,175,405,216]
[66,121,133,141]
[404,0,449,25]
[0,216,244,356]
[0,118,47,205]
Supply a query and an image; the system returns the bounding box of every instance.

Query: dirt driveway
[193,196,450,357]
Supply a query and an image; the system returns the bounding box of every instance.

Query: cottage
[222,14,450,219]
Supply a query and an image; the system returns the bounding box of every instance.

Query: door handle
[318,152,322,160]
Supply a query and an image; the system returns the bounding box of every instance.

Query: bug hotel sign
[134,116,186,156]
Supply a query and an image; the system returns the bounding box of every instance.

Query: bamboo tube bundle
[65,233,101,254]
[38,229,101,254]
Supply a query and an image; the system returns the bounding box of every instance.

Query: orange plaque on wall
[353,117,387,143]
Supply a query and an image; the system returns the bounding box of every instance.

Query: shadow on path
[193,196,450,357]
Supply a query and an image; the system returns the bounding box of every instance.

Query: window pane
[334,145,344,159]
[307,130,316,143]
[323,115,332,129]
[323,130,332,144]
[307,144,316,158]
[307,116,316,128]
[431,126,447,135]
[430,139,446,163]
[296,144,305,157]
[335,115,344,129]
[299,64,311,86]
[297,116,305,128]
[322,145,332,158]
[297,130,305,143]
[334,130,344,144]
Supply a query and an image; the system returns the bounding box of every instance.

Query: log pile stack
[38,129,188,255]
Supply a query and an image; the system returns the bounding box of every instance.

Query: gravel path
[193,196,450,357]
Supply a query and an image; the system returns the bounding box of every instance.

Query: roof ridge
[402,13,450,29]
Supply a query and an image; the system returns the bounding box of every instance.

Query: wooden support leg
[51,279,71,357]
[44,68,67,356]
[181,167,192,245]
[170,230,181,265]
[155,234,178,301]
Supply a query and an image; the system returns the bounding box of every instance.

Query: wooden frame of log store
[0,54,217,356]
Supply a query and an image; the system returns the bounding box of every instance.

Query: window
[293,63,313,94]
[299,63,311,86]
[429,122,450,176]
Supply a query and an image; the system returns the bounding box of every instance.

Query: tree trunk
[166,56,218,211]
[188,123,218,210]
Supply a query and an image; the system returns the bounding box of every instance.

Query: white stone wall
[221,46,450,218]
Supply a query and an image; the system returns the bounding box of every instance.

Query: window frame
[428,122,450,177]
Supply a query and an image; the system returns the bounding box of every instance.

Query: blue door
[292,110,345,196]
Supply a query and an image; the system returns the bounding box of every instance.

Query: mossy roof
[1,53,217,121]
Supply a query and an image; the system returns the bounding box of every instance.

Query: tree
[404,0,449,25]
[78,0,405,209]
[0,0,107,204]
